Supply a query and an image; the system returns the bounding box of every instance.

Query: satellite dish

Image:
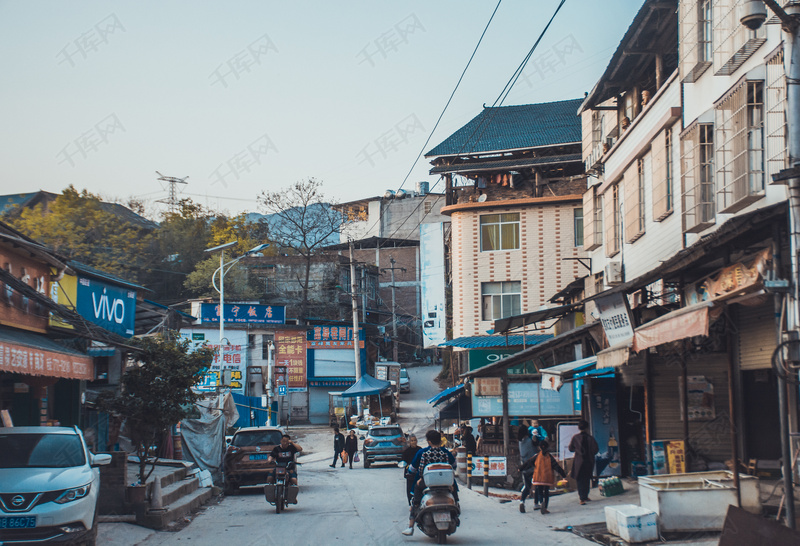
[477,194,488,202]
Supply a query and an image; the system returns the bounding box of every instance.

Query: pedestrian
[529,440,566,515]
[401,434,422,505]
[330,426,345,468]
[568,419,599,504]
[461,424,477,456]
[517,426,536,513]
[344,429,359,469]
[529,419,548,446]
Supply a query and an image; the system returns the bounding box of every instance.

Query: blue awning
[340,374,391,397]
[427,383,466,407]
[439,334,551,349]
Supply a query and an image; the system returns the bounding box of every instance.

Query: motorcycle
[263,461,299,513]
[413,463,460,544]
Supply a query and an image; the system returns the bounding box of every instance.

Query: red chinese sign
[275,330,306,391]
[0,341,94,381]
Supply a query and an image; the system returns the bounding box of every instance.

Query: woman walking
[530,440,566,515]
[344,429,359,469]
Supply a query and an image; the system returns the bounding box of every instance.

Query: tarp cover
[180,392,239,484]
[340,373,391,397]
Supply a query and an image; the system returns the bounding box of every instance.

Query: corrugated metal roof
[425,99,583,158]
[69,260,144,291]
[0,325,88,357]
[440,334,551,349]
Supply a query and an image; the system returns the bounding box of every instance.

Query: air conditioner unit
[605,261,623,285]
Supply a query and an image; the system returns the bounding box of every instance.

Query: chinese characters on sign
[595,293,635,347]
[201,302,285,324]
[275,331,306,392]
[472,457,507,477]
[0,342,94,381]
[307,326,364,349]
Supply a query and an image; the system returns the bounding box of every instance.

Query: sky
[0,0,644,219]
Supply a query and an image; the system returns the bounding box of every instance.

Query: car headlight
[54,484,91,504]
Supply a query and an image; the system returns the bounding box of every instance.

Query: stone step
[136,486,215,531]
[160,475,199,507]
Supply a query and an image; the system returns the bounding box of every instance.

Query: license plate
[379,442,393,447]
[0,516,37,529]
[432,512,450,523]
[250,453,270,460]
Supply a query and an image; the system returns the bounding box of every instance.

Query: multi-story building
[426,100,588,375]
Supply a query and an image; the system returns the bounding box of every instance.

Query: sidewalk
[462,477,720,545]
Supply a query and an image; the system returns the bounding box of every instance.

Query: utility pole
[349,241,362,414]
[155,171,189,214]
[381,257,406,362]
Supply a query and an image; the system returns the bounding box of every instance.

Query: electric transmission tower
[155,171,189,213]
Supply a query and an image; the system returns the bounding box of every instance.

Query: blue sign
[76,277,136,338]
[278,385,287,396]
[200,303,285,324]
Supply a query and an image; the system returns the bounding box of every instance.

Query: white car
[0,426,111,545]
[399,368,410,393]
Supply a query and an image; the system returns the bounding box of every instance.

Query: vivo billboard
[75,277,136,337]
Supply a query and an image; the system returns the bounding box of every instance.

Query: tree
[258,178,347,322]
[98,332,215,484]
[8,186,155,284]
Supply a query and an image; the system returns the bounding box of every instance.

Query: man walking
[568,420,599,504]
[330,426,345,468]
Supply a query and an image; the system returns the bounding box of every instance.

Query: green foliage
[9,186,155,283]
[98,332,215,483]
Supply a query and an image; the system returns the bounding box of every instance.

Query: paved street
[97,367,594,545]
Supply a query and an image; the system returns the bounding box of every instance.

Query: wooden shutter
[652,128,670,221]
[624,163,642,243]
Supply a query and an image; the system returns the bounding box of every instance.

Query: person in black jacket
[401,434,423,505]
[568,420,599,504]
[460,424,477,456]
[330,427,345,468]
[344,429,359,469]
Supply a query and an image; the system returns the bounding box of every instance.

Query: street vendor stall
[340,373,395,427]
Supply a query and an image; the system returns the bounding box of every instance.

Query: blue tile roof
[426,99,583,158]
[439,334,551,349]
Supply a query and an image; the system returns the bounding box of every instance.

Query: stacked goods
[599,476,624,497]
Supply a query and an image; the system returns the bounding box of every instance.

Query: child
[530,440,566,515]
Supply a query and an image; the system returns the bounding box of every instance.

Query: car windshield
[232,430,282,446]
[0,433,85,468]
[370,427,402,437]
[400,370,408,378]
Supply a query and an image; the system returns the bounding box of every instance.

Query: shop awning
[541,356,597,391]
[632,300,716,353]
[0,326,94,380]
[491,303,581,335]
[436,394,472,421]
[597,344,631,369]
[427,383,466,407]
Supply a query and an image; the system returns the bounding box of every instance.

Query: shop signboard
[468,348,535,374]
[275,330,307,392]
[74,276,136,338]
[181,328,247,394]
[307,325,364,348]
[471,381,575,417]
[595,292,634,347]
[200,302,285,324]
[472,456,507,477]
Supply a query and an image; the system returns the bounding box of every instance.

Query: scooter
[414,463,460,544]
[263,461,299,513]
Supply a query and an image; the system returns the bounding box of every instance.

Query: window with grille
[623,156,646,243]
[681,122,715,233]
[424,201,433,214]
[582,188,601,251]
[766,50,787,183]
[680,0,713,82]
[574,208,584,247]
[712,0,766,76]
[481,281,521,321]
[716,79,765,213]
[480,213,520,251]
[605,185,620,257]
[653,127,675,221]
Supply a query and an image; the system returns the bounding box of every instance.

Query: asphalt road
[98,365,590,545]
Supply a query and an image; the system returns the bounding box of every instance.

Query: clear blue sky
[0,0,644,217]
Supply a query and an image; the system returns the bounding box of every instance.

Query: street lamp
[205,241,270,391]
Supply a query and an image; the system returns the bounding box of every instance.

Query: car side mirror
[359,436,366,441]
[226,437,232,444]
[91,453,112,467]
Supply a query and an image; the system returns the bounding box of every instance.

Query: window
[262,334,273,359]
[583,188,603,251]
[424,200,433,214]
[592,111,605,146]
[481,281,521,321]
[766,50,787,182]
[716,80,765,213]
[605,185,620,257]
[653,127,675,221]
[680,0,713,82]
[573,208,584,247]
[713,0,766,76]
[624,157,647,243]
[681,122,715,232]
[480,213,520,251]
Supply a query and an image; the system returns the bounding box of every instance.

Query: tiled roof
[68,260,144,291]
[426,99,583,158]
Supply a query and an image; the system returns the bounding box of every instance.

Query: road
[99,366,589,545]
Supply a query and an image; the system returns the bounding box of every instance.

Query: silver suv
[362,425,406,468]
[0,426,111,545]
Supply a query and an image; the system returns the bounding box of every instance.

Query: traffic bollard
[467,454,472,490]
[483,456,489,497]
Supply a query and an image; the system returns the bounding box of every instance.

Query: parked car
[223,427,283,493]
[362,424,406,468]
[399,368,410,393]
[0,426,111,545]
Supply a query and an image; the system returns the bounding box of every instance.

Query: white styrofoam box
[604,505,624,536]
[423,464,455,487]
[615,505,658,543]
[198,469,213,487]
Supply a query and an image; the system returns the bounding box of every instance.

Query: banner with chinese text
[200,302,285,324]
[307,325,364,348]
[275,330,307,392]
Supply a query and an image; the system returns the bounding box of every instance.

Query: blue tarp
[340,373,391,397]
[427,383,466,407]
